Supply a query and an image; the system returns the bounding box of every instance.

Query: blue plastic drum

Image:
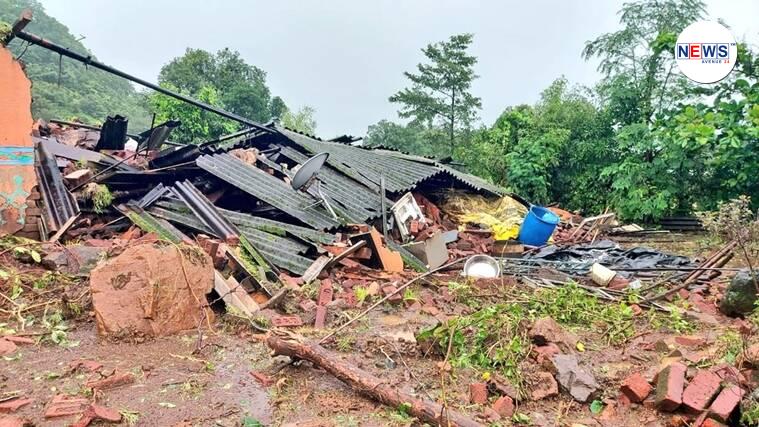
[518,205,560,246]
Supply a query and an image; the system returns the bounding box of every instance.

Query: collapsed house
[1,12,752,427]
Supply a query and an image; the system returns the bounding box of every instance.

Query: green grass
[418,282,636,388]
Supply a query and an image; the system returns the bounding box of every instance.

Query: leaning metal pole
[13,29,271,133]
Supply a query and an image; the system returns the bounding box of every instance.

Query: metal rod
[70,149,143,192]
[380,175,388,239]
[14,30,271,133]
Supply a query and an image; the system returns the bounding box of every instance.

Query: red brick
[299,299,317,312]
[708,384,744,423]
[0,398,33,414]
[710,364,745,385]
[491,396,514,418]
[84,371,135,391]
[2,336,34,345]
[675,335,706,347]
[682,370,722,412]
[317,281,334,306]
[271,315,303,327]
[532,343,560,363]
[314,306,327,329]
[469,382,488,405]
[44,395,89,418]
[701,418,727,427]
[0,340,17,356]
[621,372,652,403]
[90,404,121,422]
[655,362,687,411]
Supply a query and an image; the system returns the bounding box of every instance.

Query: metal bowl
[462,255,501,278]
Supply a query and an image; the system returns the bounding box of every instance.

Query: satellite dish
[290,152,338,220]
[291,152,329,190]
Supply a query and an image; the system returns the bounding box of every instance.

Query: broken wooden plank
[213,271,259,317]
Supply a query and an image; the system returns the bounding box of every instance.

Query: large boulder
[720,269,759,316]
[90,243,214,337]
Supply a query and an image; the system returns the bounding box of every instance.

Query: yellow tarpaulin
[442,193,528,240]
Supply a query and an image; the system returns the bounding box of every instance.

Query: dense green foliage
[0,0,151,130]
[281,105,317,135]
[367,0,758,221]
[151,47,309,142]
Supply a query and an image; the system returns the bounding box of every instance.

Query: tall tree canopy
[388,33,481,155]
[151,47,289,142]
[583,0,705,125]
[0,0,151,130]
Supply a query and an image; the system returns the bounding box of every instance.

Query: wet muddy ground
[2,232,756,426]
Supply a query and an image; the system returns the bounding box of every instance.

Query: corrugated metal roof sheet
[35,141,79,231]
[277,146,391,223]
[148,202,314,275]
[153,198,335,245]
[274,126,505,196]
[276,126,443,193]
[196,153,340,230]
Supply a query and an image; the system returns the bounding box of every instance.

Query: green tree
[363,120,447,158]
[152,47,289,141]
[149,84,237,144]
[280,106,317,135]
[269,96,288,120]
[389,33,481,156]
[0,0,151,130]
[460,79,614,209]
[583,0,705,125]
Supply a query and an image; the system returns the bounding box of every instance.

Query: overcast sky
[39,0,759,138]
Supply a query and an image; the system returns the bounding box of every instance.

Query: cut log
[265,331,483,427]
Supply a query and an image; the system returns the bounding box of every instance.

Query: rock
[492,396,514,418]
[620,372,652,403]
[682,370,722,412]
[530,371,559,401]
[655,362,687,411]
[551,354,599,402]
[720,269,759,316]
[42,245,108,276]
[469,382,488,405]
[90,243,214,337]
[708,384,744,423]
[490,373,519,400]
[529,317,577,351]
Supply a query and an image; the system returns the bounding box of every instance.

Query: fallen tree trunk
[265,331,483,427]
